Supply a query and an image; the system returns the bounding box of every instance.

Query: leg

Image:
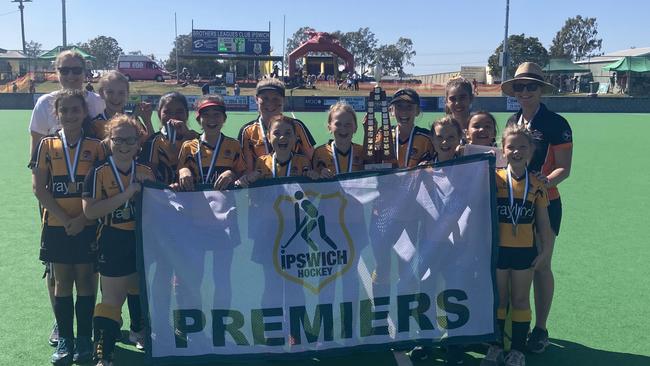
[73,263,95,363]
[510,269,534,353]
[46,263,59,347]
[533,237,555,330]
[52,263,76,364]
[94,274,133,362]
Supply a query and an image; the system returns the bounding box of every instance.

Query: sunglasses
[110,136,138,145]
[512,83,540,92]
[57,67,84,76]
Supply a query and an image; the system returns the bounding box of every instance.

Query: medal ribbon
[108,156,136,208]
[197,133,223,184]
[331,141,353,174]
[165,122,177,145]
[507,165,529,233]
[395,125,415,167]
[272,153,293,178]
[258,117,271,154]
[59,130,83,183]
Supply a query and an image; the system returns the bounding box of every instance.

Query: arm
[82,183,140,220]
[532,203,555,270]
[32,167,71,226]
[30,131,45,159]
[545,146,572,188]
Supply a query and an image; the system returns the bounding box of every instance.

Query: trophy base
[364,163,395,171]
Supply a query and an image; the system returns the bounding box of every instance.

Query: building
[575,47,650,83]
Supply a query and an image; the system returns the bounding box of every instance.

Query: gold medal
[68,182,78,194]
[122,207,131,220]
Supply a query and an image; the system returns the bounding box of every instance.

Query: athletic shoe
[446,345,464,365]
[51,336,73,365]
[504,349,526,366]
[409,346,430,361]
[526,327,549,354]
[480,345,504,366]
[95,360,113,366]
[129,329,145,350]
[49,323,59,347]
[73,336,93,364]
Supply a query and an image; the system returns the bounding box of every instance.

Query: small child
[463,111,507,168]
[431,115,463,163]
[481,124,554,366]
[445,77,474,131]
[312,102,364,177]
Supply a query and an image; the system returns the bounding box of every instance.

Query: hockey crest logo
[273,190,354,294]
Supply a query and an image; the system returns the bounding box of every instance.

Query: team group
[28,50,573,366]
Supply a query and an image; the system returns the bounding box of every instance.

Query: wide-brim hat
[501,62,555,96]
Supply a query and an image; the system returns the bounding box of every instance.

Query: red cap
[196,100,226,114]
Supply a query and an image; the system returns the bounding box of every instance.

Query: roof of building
[575,47,650,64]
[0,50,28,60]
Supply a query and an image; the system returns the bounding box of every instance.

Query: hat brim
[501,77,555,96]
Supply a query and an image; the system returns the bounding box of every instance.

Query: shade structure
[602,56,650,73]
[38,46,96,61]
[543,58,589,73]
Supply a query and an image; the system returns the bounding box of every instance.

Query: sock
[93,303,121,361]
[127,294,143,332]
[495,307,506,345]
[54,296,74,339]
[511,308,532,352]
[75,295,95,337]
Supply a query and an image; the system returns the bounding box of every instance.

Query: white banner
[139,156,497,364]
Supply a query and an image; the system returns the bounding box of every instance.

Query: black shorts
[548,198,562,236]
[497,246,537,270]
[39,225,97,264]
[97,226,137,277]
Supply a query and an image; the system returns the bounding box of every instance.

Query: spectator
[233,83,240,96]
[12,82,18,93]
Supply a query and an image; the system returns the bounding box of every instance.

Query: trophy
[362,85,396,170]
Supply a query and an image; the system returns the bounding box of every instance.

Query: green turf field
[1,110,649,365]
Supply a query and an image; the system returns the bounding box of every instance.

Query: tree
[374,37,416,77]
[549,15,602,61]
[344,27,377,74]
[488,34,549,80]
[128,50,143,56]
[395,37,416,76]
[285,26,316,62]
[164,34,225,78]
[24,40,42,58]
[78,36,123,69]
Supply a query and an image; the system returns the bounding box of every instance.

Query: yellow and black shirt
[376,126,434,168]
[83,161,154,231]
[254,153,312,179]
[312,141,364,174]
[496,168,549,248]
[140,128,200,184]
[30,133,105,227]
[178,133,247,185]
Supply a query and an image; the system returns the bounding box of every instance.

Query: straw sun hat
[501,62,555,96]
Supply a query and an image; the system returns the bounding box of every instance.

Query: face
[391,101,419,127]
[503,134,532,169]
[269,120,296,155]
[57,56,85,90]
[446,86,472,119]
[100,79,128,113]
[256,90,284,119]
[513,81,542,109]
[199,107,226,135]
[56,97,87,131]
[159,99,189,124]
[110,124,140,161]
[328,110,357,144]
[466,114,496,146]
[432,124,461,159]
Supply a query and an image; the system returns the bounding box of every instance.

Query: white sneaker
[481,345,504,366]
[129,329,145,350]
[504,349,526,366]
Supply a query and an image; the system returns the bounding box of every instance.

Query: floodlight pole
[282,14,286,78]
[501,0,510,83]
[175,12,179,82]
[61,0,67,47]
[11,0,31,54]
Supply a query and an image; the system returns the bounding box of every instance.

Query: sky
[0,0,647,75]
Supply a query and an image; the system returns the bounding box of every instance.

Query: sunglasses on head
[512,83,540,92]
[110,136,138,146]
[57,67,84,76]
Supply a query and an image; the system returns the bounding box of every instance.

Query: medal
[507,165,529,237]
[395,125,415,168]
[197,133,223,184]
[272,153,293,178]
[108,156,136,208]
[258,117,271,154]
[59,130,83,191]
[165,122,177,145]
[121,207,131,220]
[331,141,353,174]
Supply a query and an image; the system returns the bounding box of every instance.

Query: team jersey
[254,153,312,179]
[495,168,549,248]
[312,141,364,174]
[140,127,200,184]
[177,133,247,185]
[238,116,316,169]
[376,126,434,168]
[83,160,154,231]
[89,111,109,140]
[506,103,573,200]
[30,132,105,227]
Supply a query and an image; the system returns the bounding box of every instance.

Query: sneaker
[49,323,59,347]
[129,329,145,350]
[95,360,113,366]
[409,346,430,361]
[526,327,549,354]
[480,345,504,366]
[504,349,526,366]
[73,336,93,364]
[51,337,73,365]
[446,345,464,365]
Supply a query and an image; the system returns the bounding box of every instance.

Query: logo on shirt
[562,130,572,142]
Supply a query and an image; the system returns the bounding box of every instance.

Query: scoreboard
[192,29,271,55]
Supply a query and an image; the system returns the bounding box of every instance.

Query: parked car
[117,55,167,82]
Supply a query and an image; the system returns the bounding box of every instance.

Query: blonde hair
[327,101,357,127]
[501,123,535,150]
[105,114,145,140]
[431,115,463,138]
[54,50,85,69]
[98,70,129,94]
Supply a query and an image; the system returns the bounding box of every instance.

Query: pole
[175,12,179,82]
[12,0,31,54]
[282,14,286,78]
[61,0,67,47]
[501,0,510,83]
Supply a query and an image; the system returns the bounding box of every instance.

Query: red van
[117,55,166,82]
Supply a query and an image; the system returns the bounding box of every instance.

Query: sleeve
[231,144,247,177]
[254,158,265,174]
[238,125,255,168]
[549,116,573,147]
[29,96,53,135]
[83,165,100,199]
[29,138,49,169]
[139,135,158,165]
[96,141,107,162]
[294,119,316,147]
[534,181,550,208]
[178,141,200,180]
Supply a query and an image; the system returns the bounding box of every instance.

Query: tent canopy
[602,56,650,72]
[38,46,96,61]
[543,58,589,73]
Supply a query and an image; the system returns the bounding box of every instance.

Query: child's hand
[319,168,334,179]
[214,170,235,190]
[178,168,194,191]
[305,169,320,180]
[135,102,153,122]
[127,181,142,197]
[236,172,261,188]
[531,251,550,271]
[169,119,189,136]
[532,171,550,187]
[65,215,87,236]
